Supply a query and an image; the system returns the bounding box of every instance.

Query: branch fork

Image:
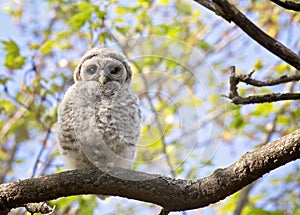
[228,66,300,104]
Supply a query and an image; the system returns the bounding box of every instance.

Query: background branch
[233,72,300,87]
[1,128,299,213]
[193,0,300,70]
[270,0,300,11]
[228,66,300,104]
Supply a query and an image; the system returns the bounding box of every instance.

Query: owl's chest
[96,96,133,131]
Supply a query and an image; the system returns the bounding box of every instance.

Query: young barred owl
[56,48,141,199]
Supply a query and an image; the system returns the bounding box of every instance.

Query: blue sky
[1,1,299,215]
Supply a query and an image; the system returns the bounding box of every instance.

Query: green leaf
[157,0,169,4]
[254,59,263,70]
[228,105,246,130]
[180,97,203,107]
[67,12,92,31]
[0,76,10,85]
[116,6,139,15]
[0,99,14,112]
[75,2,94,11]
[187,167,198,179]
[277,114,290,125]
[67,2,94,31]
[116,26,130,36]
[78,196,97,215]
[29,43,39,50]
[176,2,191,14]
[1,39,26,69]
[275,63,290,74]
[252,103,274,117]
[197,40,211,51]
[40,40,57,54]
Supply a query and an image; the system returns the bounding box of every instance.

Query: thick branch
[193,0,300,70]
[1,129,300,212]
[270,0,300,11]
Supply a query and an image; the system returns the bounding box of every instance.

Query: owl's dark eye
[108,65,121,75]
[86,65,97,75]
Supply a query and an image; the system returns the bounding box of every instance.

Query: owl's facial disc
[80,57,127,85]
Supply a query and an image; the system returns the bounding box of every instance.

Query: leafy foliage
[0,0,299,214]
[1,39,25,69]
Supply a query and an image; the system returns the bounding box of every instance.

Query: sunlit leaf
[254,59,263,70]
[40,40,57,54]
[1,39,25,69]
[252,103,275,117]
[67,12,92,31]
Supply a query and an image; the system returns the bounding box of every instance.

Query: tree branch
[230,93,300,104]
[270,0,300,11]
[228,66,300,104]
[1,128,300,213]
[193,0,300,70]
[232,71,300,87]
[193,0,217,11]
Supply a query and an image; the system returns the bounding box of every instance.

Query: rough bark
[1,129,299,213]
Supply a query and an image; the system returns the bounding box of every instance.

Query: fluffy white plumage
[56,48,141,198]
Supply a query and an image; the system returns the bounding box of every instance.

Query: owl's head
[73,48,132,86]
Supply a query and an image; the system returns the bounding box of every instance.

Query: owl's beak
[99,76,107,86]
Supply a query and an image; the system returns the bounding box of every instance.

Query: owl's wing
[131,95,142,140]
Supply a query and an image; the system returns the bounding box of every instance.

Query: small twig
[270,0,300,11]
[229,66,239,99]
[235,73,300,87]
[31,128,52,178]
[228,66,300,104]
[159,208,170,215]
[0,141,19,183]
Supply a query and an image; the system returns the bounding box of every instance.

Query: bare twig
[193,0,300,70]
[0,141,18,183]
[234,183,255,215]
[31,128,52,178]
[270,0,300,11]
[0,96,35,141]
[159,208,170,215]
[227,66,300,104]
[233,72,300,87]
